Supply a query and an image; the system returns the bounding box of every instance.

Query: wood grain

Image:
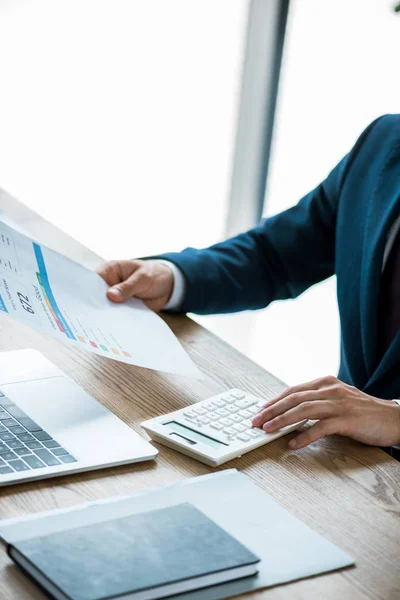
[0,189,399,600]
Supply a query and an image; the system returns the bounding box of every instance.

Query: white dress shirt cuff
[150,259,186,311]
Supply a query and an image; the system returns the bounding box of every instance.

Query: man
[97,114,400,456]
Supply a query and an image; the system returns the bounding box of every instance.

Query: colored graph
[32,243,134,359]
[34,244,76,341]
[0,294,8,313]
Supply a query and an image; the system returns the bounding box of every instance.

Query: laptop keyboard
[0,391,77,475]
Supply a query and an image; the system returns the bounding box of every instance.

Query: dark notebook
[7,502,260,600]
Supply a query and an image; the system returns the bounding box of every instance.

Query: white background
[0,0,246,257]
[0,0,400,385]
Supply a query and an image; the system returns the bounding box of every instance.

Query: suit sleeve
[157,120,382,315]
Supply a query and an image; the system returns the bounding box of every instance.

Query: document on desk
[0,470,354,599]
[0,219,200,377]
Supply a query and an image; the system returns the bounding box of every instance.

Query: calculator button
[248,405,260,415]
[198,416,211,425]
[251,428,265,437]
[231,391,246,400]
[212,399,227,408]
[242,420,253,429]
[219,418,233,427]
[183,410,197,419]
[225,405,238,415]
[239,409,252,419]
[183,413,198,423]
[210,422,224,431]
[221,395,237,404]
[223,428,237,436]
[248,429,260,438]
[236,399,257,409]
[216,408,229,418]
[207,412,220,421]
[230,414,242,424]
[237,434,251,442]
[232,424,247,433]
[192,406,207,416]
[206,401,218,409]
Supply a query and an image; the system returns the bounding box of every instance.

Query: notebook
[7,502,260,600]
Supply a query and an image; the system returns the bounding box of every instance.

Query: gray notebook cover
[0,470,355,600]
[10,503,259,600]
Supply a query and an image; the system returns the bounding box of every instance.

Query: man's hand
[252,376,400,450]
[96,260,174,312]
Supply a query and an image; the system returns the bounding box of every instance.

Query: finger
[96,261,121,286]
[142,295,170,312]
[288,418,340,450]
[252,388,332,427]
[96,260,140,287]
[107,268,153,302]
[256,376,336,413]
[261,401,336,432]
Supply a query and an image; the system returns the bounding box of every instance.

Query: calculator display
[165,422,228,448]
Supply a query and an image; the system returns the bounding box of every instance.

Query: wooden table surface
[0,189,399,600]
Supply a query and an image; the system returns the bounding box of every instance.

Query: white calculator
[141,388,304,467]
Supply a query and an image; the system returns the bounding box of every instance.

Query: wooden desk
[0,190,399,600]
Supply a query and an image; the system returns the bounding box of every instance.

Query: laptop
[0,349,157,485]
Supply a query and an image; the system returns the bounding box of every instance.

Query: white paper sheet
[0,219,200,377]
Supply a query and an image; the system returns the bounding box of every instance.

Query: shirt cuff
[150,259,186,311]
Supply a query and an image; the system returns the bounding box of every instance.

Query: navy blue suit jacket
[159,115,400,399]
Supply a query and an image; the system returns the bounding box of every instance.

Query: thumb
[107,287,125,302]
[107,270,147,302]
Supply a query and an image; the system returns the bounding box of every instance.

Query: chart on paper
[0,219,200,377]
[31,243,132,358]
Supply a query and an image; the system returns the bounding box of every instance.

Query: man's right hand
[96,260,174,312]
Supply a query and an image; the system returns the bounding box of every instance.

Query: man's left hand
[252,376,400,450]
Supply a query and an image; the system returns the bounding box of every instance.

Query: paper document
[0,219,200,377]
